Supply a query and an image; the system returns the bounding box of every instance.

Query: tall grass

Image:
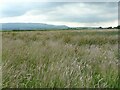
[2,30,119,88]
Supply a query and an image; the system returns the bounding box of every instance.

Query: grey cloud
[1,2,68,17]
[44,2,118,23]
[47,14,117,23]
[1,2,118,24]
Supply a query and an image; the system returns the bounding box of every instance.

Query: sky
[0,0,119,27]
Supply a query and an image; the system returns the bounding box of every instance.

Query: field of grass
[2,29,119,88]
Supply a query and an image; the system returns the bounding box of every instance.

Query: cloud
[45,2,118,23]
[0,2,68,17]
[0,2,118,27]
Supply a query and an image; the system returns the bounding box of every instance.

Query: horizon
[0,1,118,27]
[1,22,118,28]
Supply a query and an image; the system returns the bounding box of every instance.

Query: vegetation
[2,29,119,88]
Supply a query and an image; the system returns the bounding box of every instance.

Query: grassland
[2,29,119,88]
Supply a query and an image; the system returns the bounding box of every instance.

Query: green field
[2,29,119,88]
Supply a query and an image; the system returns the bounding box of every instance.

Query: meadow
[2,29,119,88]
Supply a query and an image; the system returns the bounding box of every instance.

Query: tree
[98,27,103,29]
[117,25,120,29]
[107,27,112,29]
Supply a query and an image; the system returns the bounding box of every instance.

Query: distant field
[2,29,119,88]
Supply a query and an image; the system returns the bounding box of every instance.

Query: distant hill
[1,23,119,31]
[1,23,69,30]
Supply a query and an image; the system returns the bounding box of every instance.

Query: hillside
[1,23,69,30]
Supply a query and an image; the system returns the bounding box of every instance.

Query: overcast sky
[0,0,119,27]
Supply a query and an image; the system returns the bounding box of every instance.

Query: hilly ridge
[1,23,69,30]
